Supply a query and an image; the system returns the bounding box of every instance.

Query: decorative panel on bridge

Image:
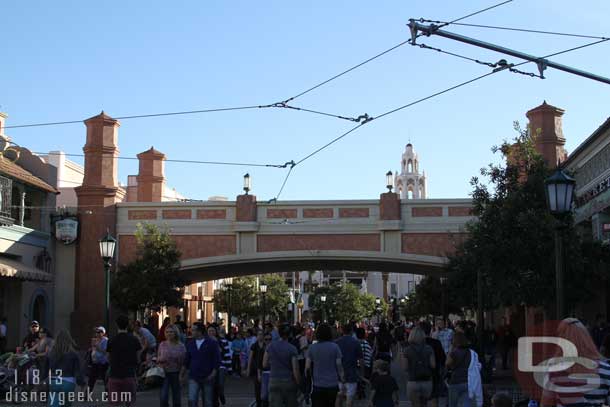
[116,198,474,281]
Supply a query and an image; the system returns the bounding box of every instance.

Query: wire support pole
[408,21,610,85]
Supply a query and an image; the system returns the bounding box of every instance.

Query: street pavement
[1,355,521,406]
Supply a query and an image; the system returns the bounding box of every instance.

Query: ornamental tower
[394,143,427,199]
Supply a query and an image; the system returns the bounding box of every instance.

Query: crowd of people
[2,313,610,407]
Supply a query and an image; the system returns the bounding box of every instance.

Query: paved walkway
[1,359,521,406]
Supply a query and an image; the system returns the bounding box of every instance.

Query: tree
[309,283,388,323]
[447,123,610,314]
[399,276,461,319]
[213,274,290,321]
[260,274,290,321]
[111,223,186,313]
[213,276,258,320]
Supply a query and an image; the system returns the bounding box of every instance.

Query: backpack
[407,344,432,381]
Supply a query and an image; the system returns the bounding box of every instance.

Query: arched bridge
[116,195,473,282]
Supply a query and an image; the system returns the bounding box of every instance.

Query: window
[390,283,397,296]
[407,189,413,199]
[407,160,413,173]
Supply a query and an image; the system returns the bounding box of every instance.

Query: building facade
[0,113,57,351]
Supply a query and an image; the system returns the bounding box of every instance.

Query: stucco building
[0,113,58,351]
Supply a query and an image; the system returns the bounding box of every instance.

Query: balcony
[0,176,13,226]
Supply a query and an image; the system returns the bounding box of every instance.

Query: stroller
[137,355,164,390]
[1,353,37,404]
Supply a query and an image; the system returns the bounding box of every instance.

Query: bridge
[69,111,474,344]
[116,197,473,281]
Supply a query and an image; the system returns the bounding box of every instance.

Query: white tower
[394,143,427,199]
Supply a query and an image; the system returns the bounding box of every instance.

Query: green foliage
[309,283,388,324]
[446,123,610,314]
[399,276,461,318]
[111,223,186,313]
[213,274,290,321]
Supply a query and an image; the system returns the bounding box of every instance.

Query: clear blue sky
[2,1,608,201]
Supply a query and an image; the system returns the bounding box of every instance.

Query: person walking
[368,359,399,407]
[336,324,363,407]
[134,320,157,364]
[46,330,85,407]
[263,324,301,407]
[356,327,373,400]
[305,323,345,407]
[181,322,220,407]
[403,326,436,407]
[231,331,246,376]
[260,333,273,407]
[158,317,171,344]
[157,324,186,407]
[433,319,454,355]
[87,326,109,393]
[420,321,446,407]
[495,318,514,370]
[247,331,266,407]
[446,332,472,407]
[106,315,142,406]
[216,327,232,406]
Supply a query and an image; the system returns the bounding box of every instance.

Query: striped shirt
[360,339,373,368]
[219,337,232,372]
[542,359,610,407]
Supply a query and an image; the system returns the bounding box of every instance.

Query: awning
[0,258,52,282]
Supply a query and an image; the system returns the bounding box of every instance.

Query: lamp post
[545,169,576,319]
[225,277,234,333]
[260,283,268,322]
[243,173,251,195]
[386,171,393,192]
[99,231,117,330]
[320,295,327,322]
[375,297,381,323]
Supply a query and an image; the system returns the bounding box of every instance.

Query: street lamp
[260,283,268,322]
[375,297,381,322]
[243,173,251,195]
[225,277,234,333]
[545,168,576,319]
[386,171,393,192]
[99,231,117,330]
[320,295,327,322]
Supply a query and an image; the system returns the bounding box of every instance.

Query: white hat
[96,326,106,334]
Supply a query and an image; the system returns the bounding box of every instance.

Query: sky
[2,0,609,202]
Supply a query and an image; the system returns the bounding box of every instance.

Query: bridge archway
[179,250,447,282]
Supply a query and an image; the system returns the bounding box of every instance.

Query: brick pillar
[236,194,257,221]
[526,101,568,168]
[137,147,165,202]
[72,111,121,347]
[380,192,401,220]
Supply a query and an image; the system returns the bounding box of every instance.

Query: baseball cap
[95,326,106,334]
[31,320,39,327]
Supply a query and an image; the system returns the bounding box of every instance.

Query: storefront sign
[55,218,78,244]
[576,174,610,208]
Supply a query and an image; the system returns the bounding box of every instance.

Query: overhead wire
[293,36,610,169]
[32,151,291,168]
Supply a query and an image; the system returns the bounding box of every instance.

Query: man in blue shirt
[181,322,220,407]
[335,324,363,407]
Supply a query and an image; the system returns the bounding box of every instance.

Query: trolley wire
[294,37,610,168]
[31,151,292,169]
